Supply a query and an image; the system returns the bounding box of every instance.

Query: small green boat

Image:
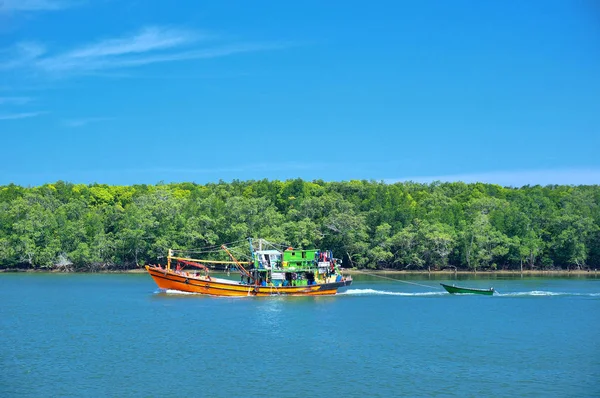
[440,283,494,295]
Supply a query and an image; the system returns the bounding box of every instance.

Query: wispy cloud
[0,26,289,75]
[387,168,600,187]
[0,41,46,70]
[0,111,46,120]
[66,26,200,58]
[0,96,32,105]
[0,0,77,11]
[64,116,113,127]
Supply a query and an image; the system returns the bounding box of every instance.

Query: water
[1,273,599,397]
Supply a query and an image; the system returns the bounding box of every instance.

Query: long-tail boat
[440,283,495,295]
[145,239,352,297]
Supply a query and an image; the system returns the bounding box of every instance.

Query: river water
[1,273,599,397]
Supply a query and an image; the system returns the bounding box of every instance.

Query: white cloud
[49,42,286,71]
[64,116,113,127]
[0,111,46,120]
[66,26,200,59]
[0,0,75,11]
[388,168,600,187]
[0,26,288,75]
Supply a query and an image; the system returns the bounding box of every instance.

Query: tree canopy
[1,179,598,271]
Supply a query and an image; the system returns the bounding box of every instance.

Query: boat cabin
[282,248,317,270]
[254,250,281,270]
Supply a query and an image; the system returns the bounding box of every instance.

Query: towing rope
[351,269,442,290]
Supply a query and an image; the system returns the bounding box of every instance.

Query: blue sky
[0,0,599,187]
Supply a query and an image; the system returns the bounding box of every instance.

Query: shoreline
[343,269,599,276]
[1,268,597,276]
[0,268,149,274]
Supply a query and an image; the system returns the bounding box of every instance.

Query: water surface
[1,273,598,397]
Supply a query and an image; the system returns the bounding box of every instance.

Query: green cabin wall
[282,249,317,268]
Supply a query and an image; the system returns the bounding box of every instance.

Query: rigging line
[172,239,248,253]
[171,249,218,255]
[268,242,293,248]
[262,240,288,251]
[176,244,247,255]
[174,249,221,255]
[171,245,219,251]
[351,269,442,290]
[250,238,287,248]
[216,240,247,248]
[173,249,217,253]
[228,248,250,258]
[173,246,226,253]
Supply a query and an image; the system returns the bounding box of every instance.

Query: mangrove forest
[0,179,599,271]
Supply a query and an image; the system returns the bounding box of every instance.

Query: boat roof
[255,250,281,255]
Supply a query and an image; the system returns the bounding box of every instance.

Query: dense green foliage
[1,179,599,271]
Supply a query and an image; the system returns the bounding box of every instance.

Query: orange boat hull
[145,266,352,297]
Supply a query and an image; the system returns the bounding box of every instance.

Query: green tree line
[0,179,598,271]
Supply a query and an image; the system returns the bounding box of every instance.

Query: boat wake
[160,289,201,295]
[156,288,598,298]
[340,288,445,296]
[497,291,600,297]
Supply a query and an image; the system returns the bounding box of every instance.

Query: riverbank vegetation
[0,180,598,271]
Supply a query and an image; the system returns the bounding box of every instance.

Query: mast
[167,249,173,270]
[221,245,253,282]
[248,238,254,263]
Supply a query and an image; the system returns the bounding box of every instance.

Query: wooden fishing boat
[440,283,494,295]
[145,239,352,297]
